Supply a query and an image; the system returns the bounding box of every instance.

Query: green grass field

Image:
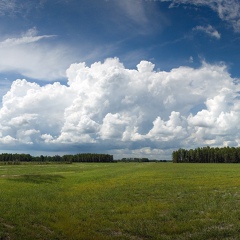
[1,162,240,240]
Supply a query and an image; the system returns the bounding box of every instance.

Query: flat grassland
[0,162,240,240]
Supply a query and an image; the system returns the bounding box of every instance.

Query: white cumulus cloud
[0,58,240,159]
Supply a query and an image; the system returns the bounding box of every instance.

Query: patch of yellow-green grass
[1,163,240,239]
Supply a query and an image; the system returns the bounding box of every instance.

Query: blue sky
[0,0,240,159]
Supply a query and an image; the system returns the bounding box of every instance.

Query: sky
[0,0,240,159]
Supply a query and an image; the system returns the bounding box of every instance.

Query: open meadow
[1,162,240,240]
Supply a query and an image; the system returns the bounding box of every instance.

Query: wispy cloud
[0,0,17,16]
[112,0,168,34]
[0,28,75,80]
[0,0,37,17]
[193,25,221,39]
[0,27,56,48]
[116,0,149,26]
[165,0,240,32]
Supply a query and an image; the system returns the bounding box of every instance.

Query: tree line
[0,153,113,163]
[117,158,168,162]
[119,157,150,162]
[172,146,240,163]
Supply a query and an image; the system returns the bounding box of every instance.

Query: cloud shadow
[7,174,65,184]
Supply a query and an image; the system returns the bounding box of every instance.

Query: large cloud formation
[0,58,240,159]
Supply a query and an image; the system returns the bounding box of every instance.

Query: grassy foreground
[0,162,240,240]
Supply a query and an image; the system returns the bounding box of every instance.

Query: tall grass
[1,163,240,239]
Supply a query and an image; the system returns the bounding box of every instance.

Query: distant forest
[172,146,240,163]
[0,153,113,163]
[118,158,168,162]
